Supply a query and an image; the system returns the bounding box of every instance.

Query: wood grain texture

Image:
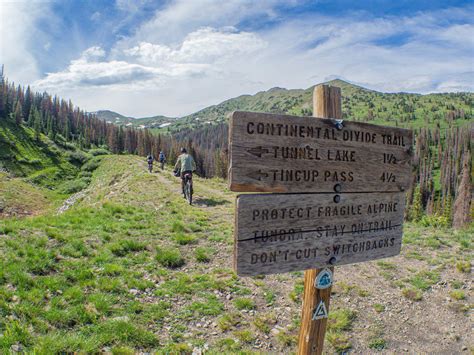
[313,85,341,119]
[234,192,405,276]
[228,111,413,193]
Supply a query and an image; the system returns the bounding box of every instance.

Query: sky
[1,0,473,117]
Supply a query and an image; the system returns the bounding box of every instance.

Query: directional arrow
[247,146,269,158]
[247,170,269,181]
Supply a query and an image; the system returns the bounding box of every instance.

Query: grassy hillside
[96,79,474,133]
[94,80,473,133]
[0,155,471,353]
[170,79,473,132]
[0,172,62,218]
[0,118,77,182]
[0,117,111,208]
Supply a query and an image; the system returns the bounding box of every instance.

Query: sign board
[229,111,413,193]
[234,191,405,276]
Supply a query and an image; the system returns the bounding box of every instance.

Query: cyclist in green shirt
[174,148,196,197]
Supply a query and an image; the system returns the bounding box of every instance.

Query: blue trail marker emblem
[314,268,333,289]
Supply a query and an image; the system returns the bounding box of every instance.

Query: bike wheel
[185,180,192,205]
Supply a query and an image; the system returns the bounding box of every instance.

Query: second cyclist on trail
[174,148,196,198]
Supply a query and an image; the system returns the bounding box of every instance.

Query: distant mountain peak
[268,87,287,92]
[324,78,374,92]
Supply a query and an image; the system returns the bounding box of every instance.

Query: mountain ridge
[95,79,473,131]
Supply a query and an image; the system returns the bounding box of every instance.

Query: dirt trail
[56,190,86,214]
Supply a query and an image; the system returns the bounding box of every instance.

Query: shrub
[289,279,304,302]
[449,290,465,300]
[1,320,33,348]
[171,221,185,233]
[408,270,440,291]
[81,158,101,172]
[253,313,276,333]
[326,332,351,352]
[173,233,196,245]
[402,288,422,301]
[373,304,385,312]
[217,313,241,331]
[55,141,77,150]
[194,247,211,262]
[67,150,89,165]
[89,148,110,156]
[368,338,386,350]
[110,240,146,256]
[60,178,89,194]
[187,295,223,316]
[456,261,471,273]
[233,330,255,343]
[419,214,449,228]
[156,247,185,268]
[327,309,356,332]
[233,297,255,310]
[78,170,92,178]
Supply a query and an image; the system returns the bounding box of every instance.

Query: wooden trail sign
[234,191,405,276]
[229,111,413,193]
[229,84,413,355]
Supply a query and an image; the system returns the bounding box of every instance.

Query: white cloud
[81,46,107,61]
[0,1,51,83]
[34,47,163,89]
[124,27,266,64]
[35,27,266,92]
[22,1,474,117]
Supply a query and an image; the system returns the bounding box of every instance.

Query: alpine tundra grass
[0,156,472,353]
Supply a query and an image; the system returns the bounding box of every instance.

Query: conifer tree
[33,108,41,140]
[410,185,423,222]
[64,116,71,141]
[14,100,23,125]
[453,152,472,229]
[23,86,32,120]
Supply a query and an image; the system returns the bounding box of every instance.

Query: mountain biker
[174,148,196,198]
[159,151,166,170]
[146,154,153,172]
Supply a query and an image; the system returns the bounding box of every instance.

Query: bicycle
[183,172,193,205]
[160,160,165,170]
[148,162,153,173]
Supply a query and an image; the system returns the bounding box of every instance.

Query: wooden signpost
[229,84,413,354]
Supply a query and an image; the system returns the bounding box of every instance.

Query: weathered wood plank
[234,192,405,276]
[229,111,413,193]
